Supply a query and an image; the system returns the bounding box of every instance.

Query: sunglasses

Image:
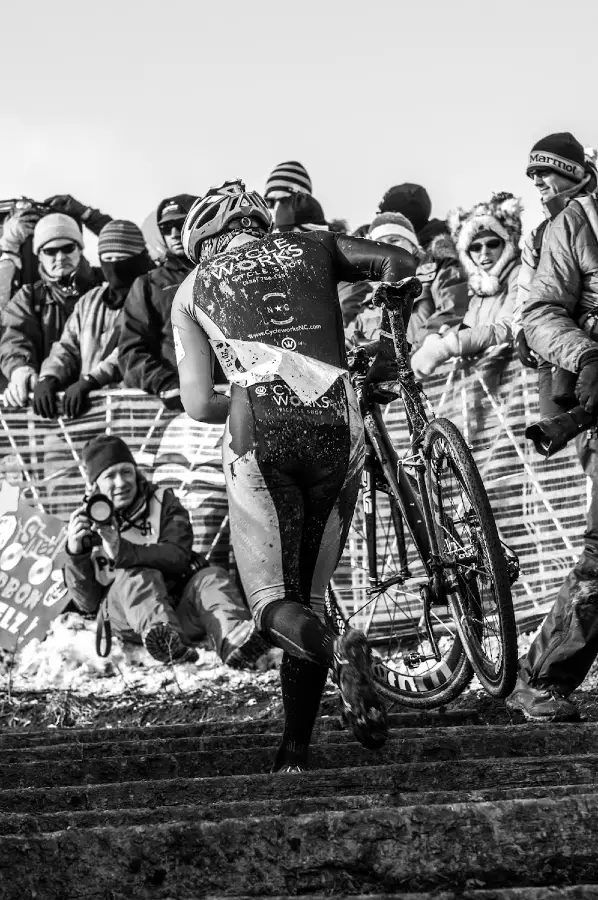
[40,242,79,257]
[469,238,503,254]
[159,218,185,233]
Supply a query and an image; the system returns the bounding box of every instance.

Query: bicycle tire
[327,463,473,709]
[423,417,518,697]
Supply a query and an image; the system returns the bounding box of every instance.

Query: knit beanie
[378,183,432,234]
[97,220,146,258]
[368,212,421,254]
[264,161,312,200]
[33,214,83,254]
[83,435,136,484]
[527,132,586,182]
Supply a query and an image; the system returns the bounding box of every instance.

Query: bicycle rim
[424,417,518,697]
[329,465,472,709]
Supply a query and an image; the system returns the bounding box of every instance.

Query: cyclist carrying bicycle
[171,180,416,771]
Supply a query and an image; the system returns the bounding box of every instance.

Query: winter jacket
[39,284,121,387]
[120,254,194,396]
[455,261,520,356]
[0,259,103,379]
[523,196,598,372]
[65,478,194,616]
[407,233,469,348]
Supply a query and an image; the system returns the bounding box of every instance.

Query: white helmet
[181,179,272,263]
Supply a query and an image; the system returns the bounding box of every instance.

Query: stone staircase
[1,708,598,899]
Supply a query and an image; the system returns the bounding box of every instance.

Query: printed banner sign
[0,480,69,650]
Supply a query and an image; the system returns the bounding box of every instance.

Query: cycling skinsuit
[177,230,414,627]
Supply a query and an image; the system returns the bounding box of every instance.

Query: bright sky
[1,0,595,260]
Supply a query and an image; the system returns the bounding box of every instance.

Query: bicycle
[326,278,520,708]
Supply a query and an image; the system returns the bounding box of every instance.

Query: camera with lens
[85,493,115,526]
[526,406,597,458]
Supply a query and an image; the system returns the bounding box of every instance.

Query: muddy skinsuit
[180,230,414,625]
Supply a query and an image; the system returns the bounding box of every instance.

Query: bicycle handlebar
[370,277,422,311]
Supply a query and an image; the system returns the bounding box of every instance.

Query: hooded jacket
[0,258,103,379]
[407,232,469,348]
[523,194,598,372]
[39,284,121,387]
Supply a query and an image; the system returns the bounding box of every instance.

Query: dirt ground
[2,613,598,732]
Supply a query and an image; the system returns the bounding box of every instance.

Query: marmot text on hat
[82,435,136,484]
[264,161,312,200]
[97,220,146,258]
[33,214,83,255]
[527,132,586,183]
[378,183,432,234]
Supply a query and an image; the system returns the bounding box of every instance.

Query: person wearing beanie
[1,213,105,409]
[373,184,469,349]
[120,194,202,411]
[63,434,269,668]
[411,192,523,379]
[514,132,598,370]
[264,160,312,203]
[505,133,598,725]
[31,220,154,420]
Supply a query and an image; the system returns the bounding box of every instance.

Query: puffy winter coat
[0,259,103,379]
[407,233,469,348]
[456,261,520,356]
[523,196,598,372]
[39,284,121,387]
[120,254,194,396]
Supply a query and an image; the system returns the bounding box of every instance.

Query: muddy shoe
[221,621,271,669]
[506,675,580,723]
[271,764,307,774]
[144,623,199,665]
[332,628,388,749]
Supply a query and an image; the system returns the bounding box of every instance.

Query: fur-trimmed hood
[447,193,523,297]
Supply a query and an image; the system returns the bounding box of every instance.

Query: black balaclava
[100,252,154,309]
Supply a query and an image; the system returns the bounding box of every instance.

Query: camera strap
[95,598,112,658]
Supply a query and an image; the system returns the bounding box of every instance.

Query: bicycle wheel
[328,458,473,709]
[423,417,518,697]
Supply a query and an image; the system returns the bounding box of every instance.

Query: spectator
[345,212,421,350]
[411,192,522,378]
[120,195,198,409]
[272,192,328,233]
[32,220,154,420]
[507,138,598,723]
[65,435,269,667]
[376,182,468,348]
[513,133,598,399]
[1,214,104,408]
[264,160,312,205]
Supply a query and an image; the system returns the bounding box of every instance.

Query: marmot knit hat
[527,132,586,182]
[97,220,147,258]
[265,161,312,199]
[378,183,432,234]
[33,214,83,254]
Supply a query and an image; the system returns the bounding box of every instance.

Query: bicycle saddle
[371,277,422,310]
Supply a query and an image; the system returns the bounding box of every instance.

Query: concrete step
[2,753,598,817]
[205,892,598,900]
[2,795,598,899]
[2,723,598,788]
[0,708,482,749]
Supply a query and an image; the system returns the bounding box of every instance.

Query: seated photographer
[410,193,522,379]
[32,220,154,420]
[0,214,104,408]
[65,434,269,668]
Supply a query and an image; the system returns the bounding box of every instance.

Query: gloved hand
[515,330,538,369]
[63,375,98,419]
[32,377,60,419]
[3,366,37,407]
[273,192,326,230]
[411,331,459,379]
[44,194,88,220]
[575,352,598,416]
[159,387,184,411]
[364,353,399,405]
[0,209,41,256]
